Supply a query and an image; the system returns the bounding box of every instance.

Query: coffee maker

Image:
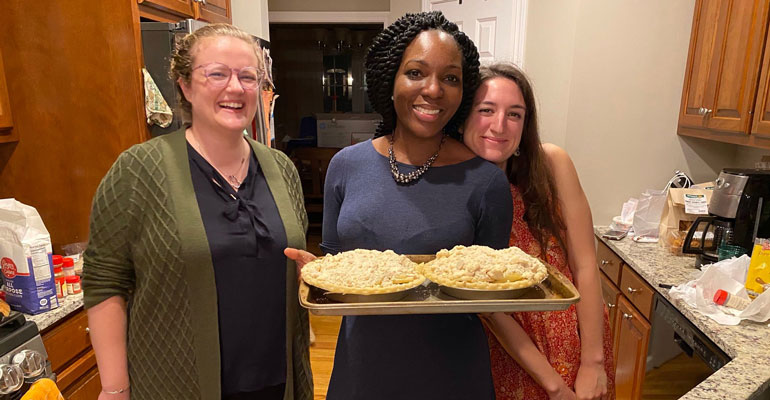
[682,168,770,267]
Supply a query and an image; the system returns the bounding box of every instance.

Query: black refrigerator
[140,19,271,137]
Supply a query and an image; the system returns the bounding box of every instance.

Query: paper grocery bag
[658,187,713,247]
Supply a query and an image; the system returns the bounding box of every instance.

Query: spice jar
[52,255,63,270]
[65,276,81,295]
[53,266,64,279]
[713,289,751,310]
[63,258,76,277]
[55,277,67,298]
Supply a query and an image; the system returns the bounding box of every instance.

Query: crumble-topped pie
[302,249,425,294]
[419,245,547,290]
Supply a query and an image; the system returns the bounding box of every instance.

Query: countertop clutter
[25,293,83,332]
[596,227,770,399]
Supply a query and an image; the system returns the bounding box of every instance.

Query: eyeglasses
[192,62,263,90]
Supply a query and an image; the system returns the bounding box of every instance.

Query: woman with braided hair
[285,11,512,400]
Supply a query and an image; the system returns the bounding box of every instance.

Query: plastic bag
[632,189,667,241]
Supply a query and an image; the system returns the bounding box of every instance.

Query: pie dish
[301,249,426,294]
[419,245,547,290]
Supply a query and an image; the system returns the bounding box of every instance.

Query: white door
[422,0,527,67]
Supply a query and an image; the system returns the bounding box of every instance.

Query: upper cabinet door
[752,21,770,140]
[680,0,721,130]
[195,0,231,24]
[679,0,769,135]
[0,46,13,132]
[139,0,196,18]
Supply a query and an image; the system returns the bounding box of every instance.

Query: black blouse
[187,142,288,396]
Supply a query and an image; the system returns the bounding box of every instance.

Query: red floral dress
[484,185,616,399]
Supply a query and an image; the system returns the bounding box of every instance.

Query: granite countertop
[595,227,770,399]
[25,293,84,332]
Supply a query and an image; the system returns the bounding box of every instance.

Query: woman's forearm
[87,296,130,392]
[484,313,566,394]
[572,263,606,365]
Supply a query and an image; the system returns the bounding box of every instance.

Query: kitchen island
[596,227,770,399]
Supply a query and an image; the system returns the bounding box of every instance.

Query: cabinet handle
[200,0,207,4]
[85,327,90,334]
[626,287,640,294]
[600,260,610,266]
[607,303,616,309]
[623,313,633,320]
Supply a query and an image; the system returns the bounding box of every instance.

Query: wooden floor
[308,318,715,400]
[642,353,715,399]
[309,314,341,400]
[305,234,712,399]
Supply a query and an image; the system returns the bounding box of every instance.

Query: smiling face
[178,35,261,135]
[392,30,463,140]
[463,77,527,167]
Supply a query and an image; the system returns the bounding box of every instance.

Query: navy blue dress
[321,140,513,400]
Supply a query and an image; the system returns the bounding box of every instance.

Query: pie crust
[419,245,547,290]
[302,249,426,294]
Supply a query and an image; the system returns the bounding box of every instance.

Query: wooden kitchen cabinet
[614,296,651,400]
[597,239,656,399]
[138,0,231,24]
[138,0,196,19]
[752,18,770,140]
[42,309,99,398]
[0,46,15,139]
[195,0,231,23]
[678,0,770,149]
[600,272,620,350]
[597,242,623,284]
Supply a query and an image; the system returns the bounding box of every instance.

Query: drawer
[619,264,654,320]
[42,309,91,372]
[596,241,622,284]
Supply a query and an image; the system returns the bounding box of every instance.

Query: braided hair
[366,11,480,139]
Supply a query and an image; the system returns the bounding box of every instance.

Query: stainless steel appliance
[0,312,54,399]
[682,168,770,267]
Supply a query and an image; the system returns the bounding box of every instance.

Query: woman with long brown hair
[463,62,615,400]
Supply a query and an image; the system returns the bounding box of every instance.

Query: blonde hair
[170,23,264,122]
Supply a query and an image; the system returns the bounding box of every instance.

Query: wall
[733,146,770,168]
[389,0,420,23]
[268,0,389,12]
[525,0,737,225]
[232,0,270,41]
[522,1,578,149]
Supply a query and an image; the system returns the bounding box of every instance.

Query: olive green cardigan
[82,129,313,400]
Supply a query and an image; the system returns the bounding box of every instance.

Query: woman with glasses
[83,24,312,400]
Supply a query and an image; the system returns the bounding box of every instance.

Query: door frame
[421,0,528,67]
[268,11,389,26]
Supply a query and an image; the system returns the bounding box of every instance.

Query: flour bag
[0,199,58,314]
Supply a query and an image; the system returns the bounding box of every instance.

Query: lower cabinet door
[600,272,620,353]
[613,297,651,400]
[62,367,101,400]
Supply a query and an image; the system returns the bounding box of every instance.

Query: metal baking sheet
[299,254,580,316]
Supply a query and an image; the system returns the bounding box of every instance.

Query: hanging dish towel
[142,68,173,128]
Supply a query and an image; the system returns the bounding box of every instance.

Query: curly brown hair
[480,63,567,256]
